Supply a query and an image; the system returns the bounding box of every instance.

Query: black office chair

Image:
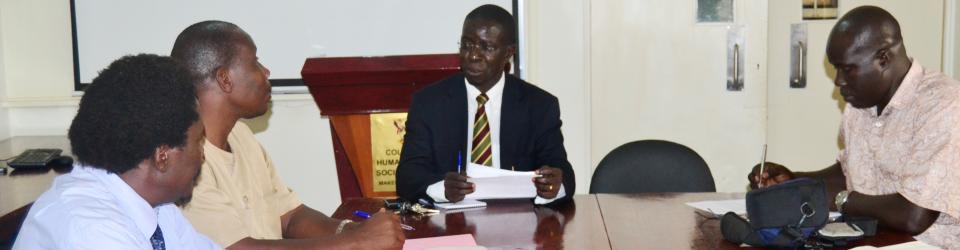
[590,140,716,193]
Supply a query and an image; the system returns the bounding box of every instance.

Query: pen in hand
[457,150,463,175]
[758,144,767,188]
[353,210,415,231]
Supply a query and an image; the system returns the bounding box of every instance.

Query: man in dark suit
[397,4,575,205]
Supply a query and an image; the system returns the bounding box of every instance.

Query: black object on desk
[7,149,61,169]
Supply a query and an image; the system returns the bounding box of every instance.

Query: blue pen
[457,151,463,174]
[353,210,415,231]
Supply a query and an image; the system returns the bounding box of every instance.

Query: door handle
[727,25,744,91]
[790,23,807,88]
[733,43,740,85]
[793,41,804,84]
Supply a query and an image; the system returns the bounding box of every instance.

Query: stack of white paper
[464,163,538,200]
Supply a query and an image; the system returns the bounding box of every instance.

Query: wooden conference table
[0,136,917,249]
[332,193,915,249]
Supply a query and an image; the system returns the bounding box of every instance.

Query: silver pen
[758,144,767,187]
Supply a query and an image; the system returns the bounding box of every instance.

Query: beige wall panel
[590,0,768,192]
[766,0,944,172]
[522,0,592,193]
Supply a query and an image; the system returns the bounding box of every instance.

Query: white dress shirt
[427,73,566,204]
[14,165,220,250]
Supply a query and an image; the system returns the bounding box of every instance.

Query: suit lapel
[444,74,469,161]
[499,75,525,170]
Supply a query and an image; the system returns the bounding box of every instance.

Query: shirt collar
[465,72,506,103]
[877,60,923,116]
[86,165,159,241]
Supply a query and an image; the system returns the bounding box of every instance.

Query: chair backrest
[590,140,715,193]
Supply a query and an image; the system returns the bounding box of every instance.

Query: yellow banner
[370,113,407,192]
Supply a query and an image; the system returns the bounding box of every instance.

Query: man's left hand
[534,165,563,199]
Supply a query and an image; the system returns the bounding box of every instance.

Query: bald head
[171,20,253,89]
[827,6,905,62]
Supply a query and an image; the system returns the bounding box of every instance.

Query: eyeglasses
[459,40,501,54]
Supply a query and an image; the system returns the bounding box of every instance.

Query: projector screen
[70,0,514,90]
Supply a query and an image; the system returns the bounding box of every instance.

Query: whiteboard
[71,0,512,87]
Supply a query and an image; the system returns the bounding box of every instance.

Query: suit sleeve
[534,96,576,204]
[397,94,446,202]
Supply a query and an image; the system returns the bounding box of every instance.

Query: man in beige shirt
[171,20,404,249]
[749,6,959,248]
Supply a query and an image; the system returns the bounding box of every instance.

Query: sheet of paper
[686,199,841,219]
[465,163,537,177]
[850,240,940,250]
[403,234,478,250]
[435,199,487,210]
[686,199,747,216]
[464,163,538,200]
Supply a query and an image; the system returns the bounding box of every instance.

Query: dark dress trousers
[396,73,575,205]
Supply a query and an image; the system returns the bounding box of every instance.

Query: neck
[198,90,240,151]
[876,59,912,116]
[470,74,503,93]
[119,164,165,207]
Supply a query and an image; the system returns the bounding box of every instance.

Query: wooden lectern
[301,54,460,202]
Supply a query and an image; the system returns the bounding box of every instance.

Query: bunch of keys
[384,199,439,215]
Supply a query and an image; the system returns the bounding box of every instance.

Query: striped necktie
[471,94,493,166]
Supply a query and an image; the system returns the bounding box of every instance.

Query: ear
[506,44,518,59]
[876,48,891,68]
[153,145,174,173]
[215,66,234,94]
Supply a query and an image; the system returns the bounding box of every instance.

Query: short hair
[464,4,517,46]
[170,20,251,86]
[69,54,199,174]
[830,6,904,51]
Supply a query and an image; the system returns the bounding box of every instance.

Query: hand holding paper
[533,165,563,199]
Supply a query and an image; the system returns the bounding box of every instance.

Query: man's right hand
[347,209,405,249]
[444,172,474,202]
[747,161,795,189]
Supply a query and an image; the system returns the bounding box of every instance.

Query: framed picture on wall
[696,0,734,23]
[802,0,838,20]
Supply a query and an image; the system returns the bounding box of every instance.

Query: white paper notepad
[435,199,487,210]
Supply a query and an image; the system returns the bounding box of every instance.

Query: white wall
[522,1,592,193]
[0,0,76,140]
[0,2,11,141]
[0,0,74,100]
[0,0,338,214]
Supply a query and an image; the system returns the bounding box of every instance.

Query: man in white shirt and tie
[14,54,218,249]
[397,4,575,205]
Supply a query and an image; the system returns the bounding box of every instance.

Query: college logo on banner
[370,113,407,192]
